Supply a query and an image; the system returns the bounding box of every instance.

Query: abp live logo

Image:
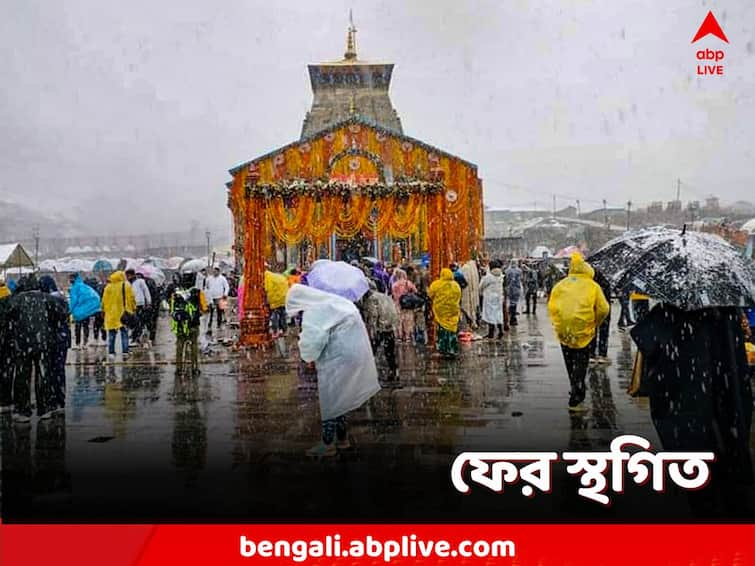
[691,10,729,76]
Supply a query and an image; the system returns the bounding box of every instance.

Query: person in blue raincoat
[68,273,102,349]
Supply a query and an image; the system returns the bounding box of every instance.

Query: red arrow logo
[691,11,729,43]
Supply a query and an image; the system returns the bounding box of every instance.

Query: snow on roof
[741,218,755,234]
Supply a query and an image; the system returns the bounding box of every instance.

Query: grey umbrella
[590,226,754,310]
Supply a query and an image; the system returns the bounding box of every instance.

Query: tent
[0,243,34,270]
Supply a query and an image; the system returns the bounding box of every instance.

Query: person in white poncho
[286,284,380,457]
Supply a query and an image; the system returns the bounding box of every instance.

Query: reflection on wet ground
[1,304,743,521]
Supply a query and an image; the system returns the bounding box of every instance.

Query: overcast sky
[1,0,753,235]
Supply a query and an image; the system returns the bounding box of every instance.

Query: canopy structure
[0,243,34,270]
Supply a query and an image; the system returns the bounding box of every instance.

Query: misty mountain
[0,196,84,242]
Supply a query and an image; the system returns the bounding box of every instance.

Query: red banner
[1,524,752,565]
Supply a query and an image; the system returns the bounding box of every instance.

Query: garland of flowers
[268,197,315,245]
[367,197,395,235]
[334,195,374,239]
[389,194,424,238]
[245,178,442,200]
[308,198,338,246]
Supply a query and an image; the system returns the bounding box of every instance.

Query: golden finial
[344,9,357,60]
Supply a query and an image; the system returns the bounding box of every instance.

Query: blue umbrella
[92,259,114,275]
[306,260,369,302]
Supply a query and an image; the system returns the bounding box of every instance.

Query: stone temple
[300,14,403,139]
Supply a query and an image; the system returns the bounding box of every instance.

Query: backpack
[371,276,386,294]
[454,271,468,289]
[399,292,425,310]
[170,289,199,337]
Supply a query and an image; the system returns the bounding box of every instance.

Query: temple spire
[344,10,357,60]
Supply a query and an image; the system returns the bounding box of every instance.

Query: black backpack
[371,276,386,294]
[399,292,425,310]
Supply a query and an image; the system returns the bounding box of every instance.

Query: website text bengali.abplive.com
[240,534,515,562]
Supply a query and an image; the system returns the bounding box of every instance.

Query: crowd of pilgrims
[0,251,753,513]
[0,267,237,423]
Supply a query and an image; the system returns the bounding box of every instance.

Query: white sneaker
[39,410,54,420]
[0,404,13,413]
[107,354,116,363]
[72,344,80,351]
[53,407,65,416]
[13,413,31,424]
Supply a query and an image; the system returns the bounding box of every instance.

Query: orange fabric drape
[268,197,315,245]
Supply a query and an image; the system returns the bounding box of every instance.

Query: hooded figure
[479,265,505,338]
[547,253,609,410]
[101,271,136,358]
[631,305,752,515]
[40,275,70,414]
[371,262,390,294]
[6,276,59,419]
[0,280,14,409]
[0,281,10,300]
[504,260,523,325]
[101,271,136,332]
[69,274,102,322]
[460,260,480,328]
[265,270,290,336]
[286,284,379,456]
[428,268,462,358]
[264,270,289,310]
[363,280,400,384]
[391,269,417,342]
[548,254,609,349]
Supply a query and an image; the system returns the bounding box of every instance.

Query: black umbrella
[590,226,754,310]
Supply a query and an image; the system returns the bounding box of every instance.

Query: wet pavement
[1,302,751,522]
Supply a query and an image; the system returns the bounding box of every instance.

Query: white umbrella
[167,256,184,270]
[180,258,207,273]
[137,264,166,285]
[306,260,369,301]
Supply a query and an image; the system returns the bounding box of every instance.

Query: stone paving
[2,302,747,521]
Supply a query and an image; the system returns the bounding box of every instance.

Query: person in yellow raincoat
[547,253,609,410]
[264,270,290,338]
[101,271,136,360]
[428,268,462,358]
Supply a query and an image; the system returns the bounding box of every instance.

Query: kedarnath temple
[227,17,484,344]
